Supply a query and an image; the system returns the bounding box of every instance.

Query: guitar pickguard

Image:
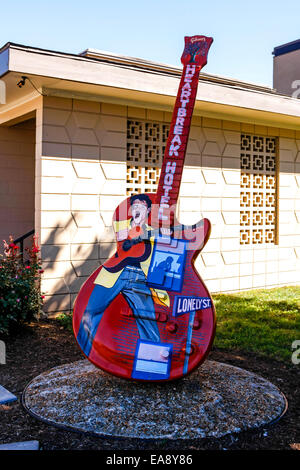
[147,236,188,292]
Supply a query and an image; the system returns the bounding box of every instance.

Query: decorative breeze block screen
[126,120,169,195]
[240,134,277,245]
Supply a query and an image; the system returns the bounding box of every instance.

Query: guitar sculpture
[73,35,216,381]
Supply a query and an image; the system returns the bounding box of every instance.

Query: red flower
[32,235,40,253]
[9,243,18,250]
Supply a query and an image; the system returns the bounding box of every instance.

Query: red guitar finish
[73,36,216,381]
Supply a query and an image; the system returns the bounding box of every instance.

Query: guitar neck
[153,35,213,227]
[154,65,201,212]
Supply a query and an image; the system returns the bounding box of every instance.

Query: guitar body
[73,35,217,381]
[73,194,216,381]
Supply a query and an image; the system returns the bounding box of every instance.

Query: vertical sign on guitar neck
[169,65,197,157]
[154,36,213,228]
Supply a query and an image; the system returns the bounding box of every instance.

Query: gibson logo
[190,36,206,43]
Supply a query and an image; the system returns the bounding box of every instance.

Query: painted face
[131,200,149,226]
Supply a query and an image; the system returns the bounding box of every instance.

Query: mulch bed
[0,320,299,451]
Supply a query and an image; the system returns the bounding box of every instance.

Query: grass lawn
[57,286,300,364]
[212,286,300,362]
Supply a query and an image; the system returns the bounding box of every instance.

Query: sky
[1,0,300,87]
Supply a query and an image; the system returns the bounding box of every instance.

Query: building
[0,41,299,314]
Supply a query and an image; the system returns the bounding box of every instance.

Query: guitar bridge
[121,308,168,323]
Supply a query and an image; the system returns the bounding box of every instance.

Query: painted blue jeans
[76,266,160,357]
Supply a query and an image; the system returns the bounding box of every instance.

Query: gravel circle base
[22,359,287,440]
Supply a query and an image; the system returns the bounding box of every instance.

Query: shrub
[0,235,44,335]
[56,312,73,332]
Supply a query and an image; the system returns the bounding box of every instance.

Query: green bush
[0,236,44,335]
[56,312,73,332]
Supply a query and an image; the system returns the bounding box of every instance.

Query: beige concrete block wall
[179,117,241,293]
[179,121,300,293]
[277,131,300,286]
[0,119,35,249]
[38,97,300,313]
[40,97,126,312]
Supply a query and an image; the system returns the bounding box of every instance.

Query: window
[126,120,169,195]
[240,134,278,245]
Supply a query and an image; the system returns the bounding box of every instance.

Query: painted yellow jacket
[94,219,170,307]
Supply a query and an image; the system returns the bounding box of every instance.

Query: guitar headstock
[181,35,213,67]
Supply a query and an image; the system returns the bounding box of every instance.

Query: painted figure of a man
[76,194,169,357]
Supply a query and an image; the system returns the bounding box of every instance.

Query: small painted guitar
[73,36,216,381]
